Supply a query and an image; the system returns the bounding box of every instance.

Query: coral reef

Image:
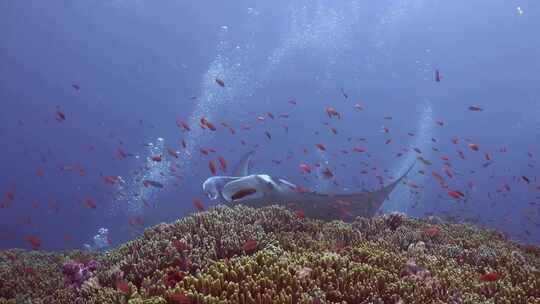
[0,205,539,304]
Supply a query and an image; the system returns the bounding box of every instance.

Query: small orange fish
[480,272,499,282]
[192,199,205,211]
[116,280,131,294]
[325,107,341,119]
[208,160,217,175]
[447,190,464,200]
[85,198,97,209]
[468,105,483,111]
[25,235,41,250]
[177,120,191,131]
[315,144,326,151]
[424,227,440,237]
[151,155,162,162]
[468,143,479,151]
[218,156,227,172]
[242,239,258,253]
[56,110,66,122]
[299,164,312,174]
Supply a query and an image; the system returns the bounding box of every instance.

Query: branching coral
[0,205,538,304]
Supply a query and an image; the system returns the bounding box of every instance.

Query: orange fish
[299,164,312,174]
[447,190,464,200]
[151,155,162,162]
[468,105,483,111]
[192,199,205,211]
[85,198,97,209]
[242,239,258,253]
[208,160,217,175]
[25,235,41,250]
[200,117,216,131]
[56,110,66,122]
[176,120,191,132]
[169,293,191,304]
[480,272,499,282]
[424,227,440,237]
[218,156,227,172]
[468,143,479,151]
[116,280,131,294]
[325,107,341,119]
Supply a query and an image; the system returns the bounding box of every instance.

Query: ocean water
[0,0,539,252]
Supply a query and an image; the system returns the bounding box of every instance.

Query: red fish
[151,155,162,162]
[85,198,97,209]
[325,107,341,119]
[353,146,365,153]
[242,239,258,253]
[167,148,179,158]
[192,199,205,211]
[200,117,216,131]
[36,168,44,177]
[218,156,227,172]
[103,175,120,185]
[56,110,66,122]
[321,168,334,179]
[116,280,131,294]
[208,160,217,175]
[200,148,209,155]
[231,188,257,200]
[447,190,463,200]
[330,127,338,135]
[468,105,483,111]
[169,293,191,304]
[177,120,191,132]
[424,227,440,237]
[468,143,479,151]
[295,210,305,219]
[25,235,41,249]
[299,164,312,174]
[480,272,499,282]
[315,144,326,151]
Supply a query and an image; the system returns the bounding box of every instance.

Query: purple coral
[62,260,100,288]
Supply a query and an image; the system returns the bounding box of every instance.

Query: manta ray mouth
[222,176,265,203]
[231,187,258,201]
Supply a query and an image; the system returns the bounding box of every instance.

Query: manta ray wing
[284,162,415,220]
[232,151,256,177]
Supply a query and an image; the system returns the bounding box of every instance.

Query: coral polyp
[1,205,539,304]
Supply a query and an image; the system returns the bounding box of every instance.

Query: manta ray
[203,151,414,221]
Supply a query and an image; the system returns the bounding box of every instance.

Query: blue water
[1,0,539,251]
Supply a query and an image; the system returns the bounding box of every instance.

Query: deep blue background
[1,0,539,250]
